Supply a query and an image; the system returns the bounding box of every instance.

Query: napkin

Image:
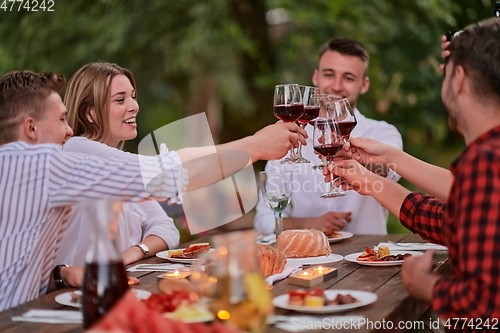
[256,234,276,245]
[377,242,448,252]
[127,263,186,272]
[12,309,82,324]
[265,263,302,285]
[273,315,366,332]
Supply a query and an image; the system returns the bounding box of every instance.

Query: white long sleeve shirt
[0,142,186,311]
[55,137,180,266]
[254,109,403,235]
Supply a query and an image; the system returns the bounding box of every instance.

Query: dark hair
[0,70,65,144]
[448,17,500,104]
[318,38,370,68]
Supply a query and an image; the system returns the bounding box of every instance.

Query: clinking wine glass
[331,98,357,143]
[294,86,320,164]
[312,119,347,198]
[259,171,292,239]
[273,84,304,164]
[312,94,339,170]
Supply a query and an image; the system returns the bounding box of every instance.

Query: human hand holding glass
[312,119,346,198]
[259,171,292,238]
[273,84,304,164]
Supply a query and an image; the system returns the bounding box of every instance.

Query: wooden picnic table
[0,233,448,333]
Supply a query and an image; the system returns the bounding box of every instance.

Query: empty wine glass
[294,86,320,163]
[331,98,357,143]
[312,119,346,198]
[259,171,292,238]
[273,84,304,164]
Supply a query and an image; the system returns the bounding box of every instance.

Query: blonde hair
[64,63,136,147]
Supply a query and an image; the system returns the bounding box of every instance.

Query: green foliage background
[0,0,494,233]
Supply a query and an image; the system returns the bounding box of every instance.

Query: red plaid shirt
[400,125,500,330]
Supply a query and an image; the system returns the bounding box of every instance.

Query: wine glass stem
[274,211,284,239]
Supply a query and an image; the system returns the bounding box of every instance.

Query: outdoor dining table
[0,233,449,333]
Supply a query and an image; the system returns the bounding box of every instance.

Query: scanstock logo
[137,113,258,235]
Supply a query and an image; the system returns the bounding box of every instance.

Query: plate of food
[156,243,212,263]
[286,253,343,265]
[273,289,377,314]
[143,290,214,323]
[344,246,424,266]
[55,289,151,308]
[323,230,353,243]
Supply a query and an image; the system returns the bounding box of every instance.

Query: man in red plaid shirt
[329,17,500,330]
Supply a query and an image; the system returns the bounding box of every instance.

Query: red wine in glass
[274,103,304,122]
[82,260,129,328]
[313,144,343,159]
[298,106,320,123]
[337,121,357,138]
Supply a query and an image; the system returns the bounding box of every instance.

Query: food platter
[55,289,151,308]
[273,290,377,313]
[156,248,215,263]
[328,231,353,243]
[344,251,424,266]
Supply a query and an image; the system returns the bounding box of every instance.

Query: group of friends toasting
[0,16,499,331]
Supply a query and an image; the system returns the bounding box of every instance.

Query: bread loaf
[256,244,287,278]
[276,229,331,258]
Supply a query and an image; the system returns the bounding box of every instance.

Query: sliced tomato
[365,247,377,256]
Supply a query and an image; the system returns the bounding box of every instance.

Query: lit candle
[312,266,327,273]
[164,270,191,279]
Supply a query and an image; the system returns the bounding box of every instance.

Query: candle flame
[302,271,309,276]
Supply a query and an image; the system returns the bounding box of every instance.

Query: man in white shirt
[254,38,402,235]
[0,70,306,311]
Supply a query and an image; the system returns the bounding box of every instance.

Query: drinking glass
[331,98,357,143]
[273,84,304,164]
[311,94,338,170]
[312,119,346,198]
[294,86,320,163]
[193,230,272,333]
[259,171,292,238]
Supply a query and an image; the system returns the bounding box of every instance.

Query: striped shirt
[0,142,187,311]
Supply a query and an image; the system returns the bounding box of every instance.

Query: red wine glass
[331,98,357,143]
[312,118,346,198]
[294,86,320,163]
[273,84,304,164]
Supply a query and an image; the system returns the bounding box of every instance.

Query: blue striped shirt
[0,142,187,311]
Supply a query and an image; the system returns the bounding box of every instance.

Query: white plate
[286,253,343,265]
[55,289,151,308]
[344,251,424,266]
[156,248,215,263]
[273,290,377,313]
[328,231,353,243]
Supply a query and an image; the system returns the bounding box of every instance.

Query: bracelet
[53,264,69,289]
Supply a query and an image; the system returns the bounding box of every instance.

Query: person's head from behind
[65,62,138,148]
[442,17,500,136]
[0,71,72,146]
[312,38,370,109]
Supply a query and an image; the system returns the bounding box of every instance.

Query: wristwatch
[133,243,150,256]
[53,264,69,289]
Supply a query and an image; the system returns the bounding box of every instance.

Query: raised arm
[348,137,453,200]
